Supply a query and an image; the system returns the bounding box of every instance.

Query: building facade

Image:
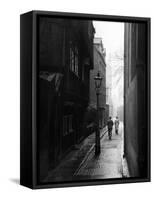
[90,38,107,128]
[38,17,94,181]
[124,22,148,178]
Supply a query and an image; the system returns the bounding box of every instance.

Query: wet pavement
[44,122,129,183]
[75,123,124,179]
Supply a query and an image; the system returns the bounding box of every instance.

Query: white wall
[0,0,153,199]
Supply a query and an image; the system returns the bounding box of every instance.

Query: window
[70,47,75,72]
[74,47,78,75]
[70,44,79,76]
[63,115,73,136]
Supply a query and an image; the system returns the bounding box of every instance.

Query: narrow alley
[74,123,128,180]
[45,122,129,183]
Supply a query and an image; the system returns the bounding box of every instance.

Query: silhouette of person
[115,116,120,135]
[107,117,114,140]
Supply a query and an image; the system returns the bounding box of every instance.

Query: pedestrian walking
[115,116,119,135]
[107,117,113,140]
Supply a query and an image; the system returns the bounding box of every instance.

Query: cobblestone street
[74,123,126,179]
[45,122,129,183]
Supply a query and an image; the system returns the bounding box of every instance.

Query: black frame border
[22,10,151,189]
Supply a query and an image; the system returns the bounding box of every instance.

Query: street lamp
[94,71,102,155]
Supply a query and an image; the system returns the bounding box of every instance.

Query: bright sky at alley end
[93,21,124,110]
[93,21,124,62]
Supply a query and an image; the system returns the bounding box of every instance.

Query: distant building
[105,104,109,125]
[124,22,148,178]
[106,54,113,117]
[38,17,95,181]
[90,38,107,128]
